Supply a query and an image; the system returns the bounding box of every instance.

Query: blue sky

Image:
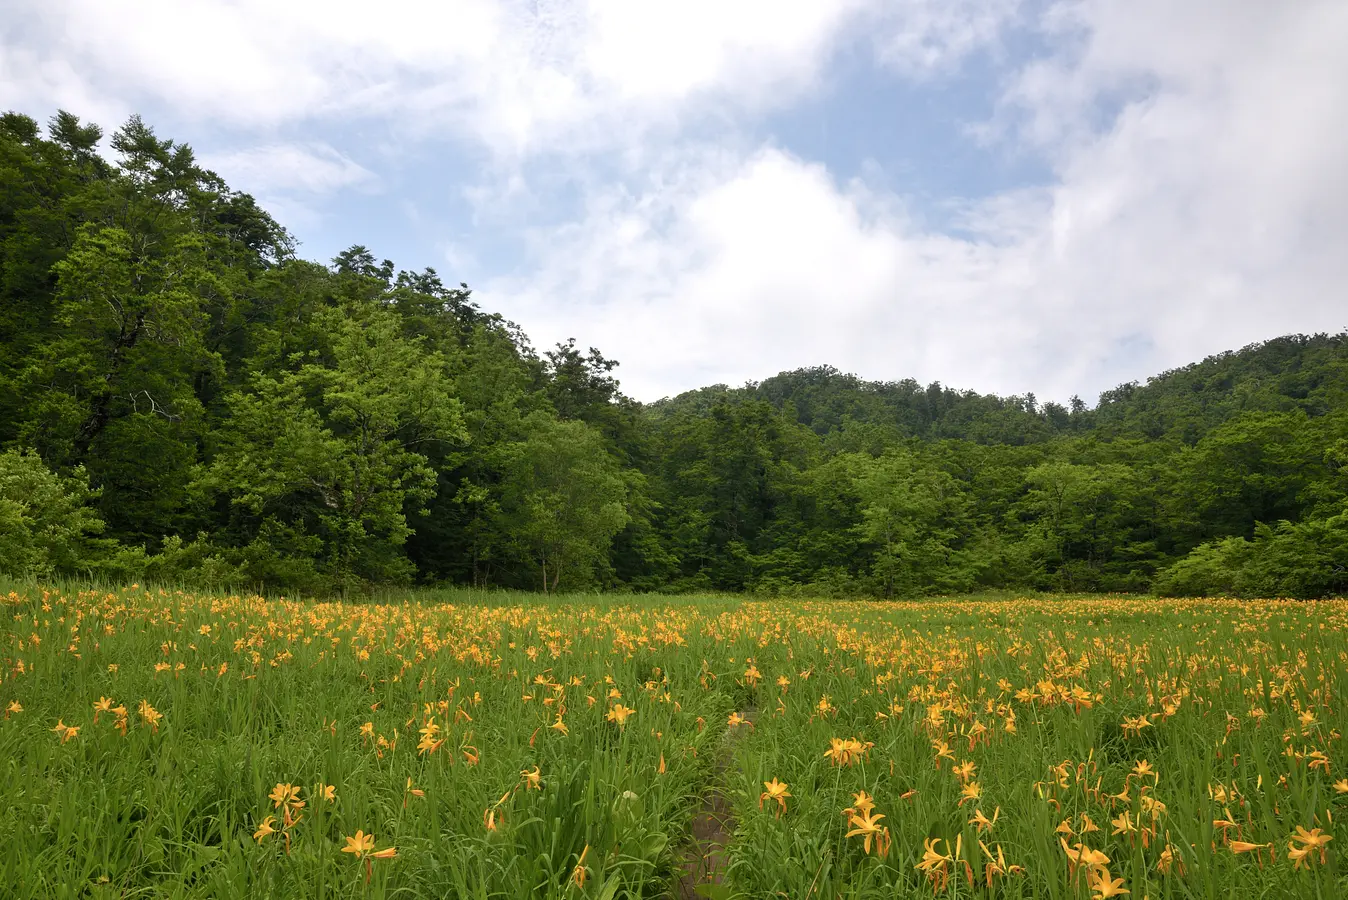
[4,0,1346,402]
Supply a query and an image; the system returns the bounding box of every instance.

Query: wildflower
[759,778,790,818]
[845,790,876,817]
[92,697,113,722]
[1287,826,1332,869]
[1212,809,1239,843]
[343,831,374,856]
[980,841,1023,886]
[403,778,425,808]
[606,704,635,728]
[1229,840,1270,854]
[968,807,999,833]
[1156,843,1184,875]
[4,701,20,718]
[1120,715,1151,737]
[1061,839,1110,879]
[572,845,590,888]
[845,808,886,855]
[728,711,748,728]
[521,766,542,790]
[484,807,501,832]
[52,719,79,743]
[138,700,163,732]
[253,816,276,842]
[342,830,396,882]
[823,736,873,767]
[1334,778,1348,794]
[916,838,953,891]
[319,784,336,803]
[1086,868,1130,898]
[957,782,982,807]
[269,783,302,811]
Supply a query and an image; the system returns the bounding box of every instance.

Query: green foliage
[1,107,1345,597]
[499,416,630,592]
[1156,515,1348,599]
[199,307,467,590]
[0,449,106,577]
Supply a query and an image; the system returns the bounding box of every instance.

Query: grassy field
[1,582,1344,898]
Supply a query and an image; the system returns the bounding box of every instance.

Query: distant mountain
[648,331,1348,447]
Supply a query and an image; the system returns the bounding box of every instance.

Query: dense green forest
[2,111,1346,597]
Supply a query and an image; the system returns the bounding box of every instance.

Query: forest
[3,110,1346,599]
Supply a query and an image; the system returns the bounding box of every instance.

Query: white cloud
[203,143,376,196]
[872,0,1024,75]
[2,0,878,157]
[5,0,1344,406]
[194,143,377,236]
[482,0,1348,402]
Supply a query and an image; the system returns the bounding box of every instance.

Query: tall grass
[0,583,1342,897]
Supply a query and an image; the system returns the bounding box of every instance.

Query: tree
[0,449,106,577]
[199,307,466,588]
[500,416,629,593]
[849,450,973,597]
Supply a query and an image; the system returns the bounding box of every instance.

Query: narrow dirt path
[672,707,757,899]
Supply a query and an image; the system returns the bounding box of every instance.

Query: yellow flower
[605,703,635,728]
[759,778,791,817]
[1086,868,1130,899]
[137,700,163,732]
[1061,839,1110,878]
[1229,840,1269,854]
[968,807,999,833]
[319,784,336,803]
[1155,843,1184,875]
[269,783,301,810]
[342,831,374,856]
[572,845,590,888]
[957,781,982,807]
[4,701,21,718]
[845,808,886,855]
[521,766,543,790]
[1287,826,1332,869]
[916,838,953,891]
[253,815,276,842]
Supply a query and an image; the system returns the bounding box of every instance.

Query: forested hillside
[3,111,1346,597]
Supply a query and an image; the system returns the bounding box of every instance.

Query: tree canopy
[2,110,1345,597]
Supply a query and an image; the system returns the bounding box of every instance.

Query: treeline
[2,111,1346,598]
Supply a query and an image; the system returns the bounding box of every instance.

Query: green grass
[0,582,1344,898]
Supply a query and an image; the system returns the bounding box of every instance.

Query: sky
[4,0,1346,404]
